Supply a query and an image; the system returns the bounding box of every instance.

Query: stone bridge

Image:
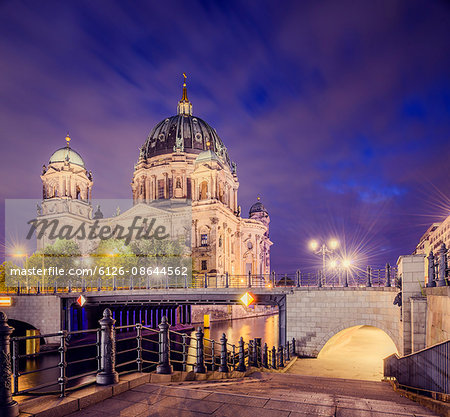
[2,255,443,357]
[1,286,401,356]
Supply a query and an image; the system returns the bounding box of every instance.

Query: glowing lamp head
[328,239,339,250]
[309,240,319,251]
[342,259,352,268]
[240,292,255,307]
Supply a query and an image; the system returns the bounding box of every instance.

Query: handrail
[384,339,449,394]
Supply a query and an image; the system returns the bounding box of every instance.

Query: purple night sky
[0,1,449,272]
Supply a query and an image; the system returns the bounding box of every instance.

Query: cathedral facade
[38,79,272,277]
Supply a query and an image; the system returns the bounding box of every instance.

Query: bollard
[437,243,448,287]
[271,346,277,369]
[219,333,229,372]
[366,266,372,287]
[296,270,300,287]
[286,341,290,361]
[96,309,119,385]
[427,251,436,287]
[194,327,206,373]
[385,263,391,287]
[262,343,268,368]
[237,337,246,372]
[278,345,284,368]
[0,312,19,417]
[156,316,172,374]
[292,338,296,355]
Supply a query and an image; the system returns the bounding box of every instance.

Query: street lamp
[309,239,339,285]
[11,248,28,292]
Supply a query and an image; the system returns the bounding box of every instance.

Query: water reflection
[195,314,279,347]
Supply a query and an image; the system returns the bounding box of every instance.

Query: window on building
[200,181,208,200]
[201,260,207,270]
[168,178,173,198]
[186,178,192,199]
[158,179,165,199]
[201,234,208,246]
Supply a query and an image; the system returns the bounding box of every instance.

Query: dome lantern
[177,73,192,116]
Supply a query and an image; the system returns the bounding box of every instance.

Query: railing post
[296,270,300,287]
[225,272,229,288]
[237,337,246,372]
[68,281,72,293]
[194,327,206,373]
[271,271,275,287]
[156,316,172,374]
[82,278,86,292]
[97,278,101,292]
[130,276,134,291]
[255,337,262,367]
[366,266,372,287]
[96,308,119,385]
[248,271,252,288]
[317,271,322,288]
[437,243,448,287]
[54,281,57,294]
[182,333,187,372]
[292,338,296,355]
[248,340,254,367]
[219,333,229,372]
[16,281,20,295]
[286,341,290,361]
[385,263,391,287]
[232,344,236,370]
[211,339,215,371]
[278,345,284,368]
[427,251,436,287]
[184,274,187,289]
[58,330,68,397]
[271,346,277,369]
[262,343,268,368]
[136,324,142,372]
[204,273,208,289]
[0,312,19,417]
[284,274,287,286]
[113,276,117,291]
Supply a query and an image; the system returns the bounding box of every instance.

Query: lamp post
[309,239,339,285]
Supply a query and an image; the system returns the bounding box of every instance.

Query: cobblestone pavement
[66,373,438,417]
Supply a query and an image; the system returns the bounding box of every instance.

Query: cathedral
[38,77,272,278]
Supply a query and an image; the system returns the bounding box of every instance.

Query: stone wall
[424,286,450,347]
[3,295,62,339]
[191,304,277,324]
[286,287,400,357]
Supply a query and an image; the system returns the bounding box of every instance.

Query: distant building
[413,215,450,284]
[38,77,272,277]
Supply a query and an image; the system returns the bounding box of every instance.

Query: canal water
[15,314,279,395]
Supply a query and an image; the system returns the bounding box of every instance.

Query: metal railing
[384,339,450,395]
[0,309,296,414]
[5,265,398,294]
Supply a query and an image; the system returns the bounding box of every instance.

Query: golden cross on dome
[65,132,71,147]
[183,73,187,86]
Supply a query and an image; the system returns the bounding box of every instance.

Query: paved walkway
[66,372,438,417]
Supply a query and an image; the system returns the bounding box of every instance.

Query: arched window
[200,181,208,200]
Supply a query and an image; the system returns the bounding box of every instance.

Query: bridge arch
[316,321,399,357]
[286,287,400,357]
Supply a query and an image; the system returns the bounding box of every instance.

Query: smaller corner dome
[249,198,268,217]
[195,149,221,164]
[49,147,85,167]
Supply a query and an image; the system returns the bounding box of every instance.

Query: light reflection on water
[195,314,279,348]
